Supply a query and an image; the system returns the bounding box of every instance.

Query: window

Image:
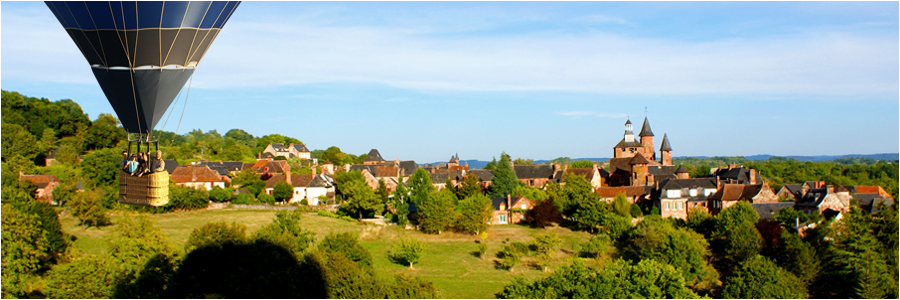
[678,202,683,210]
[667,190,681,198]
[689,189,697,197]
[521,203,527,210]
[499,215,507,224]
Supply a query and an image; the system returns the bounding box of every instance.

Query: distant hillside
[426,153,898,169]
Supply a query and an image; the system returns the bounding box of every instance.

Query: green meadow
[60,208,596,299]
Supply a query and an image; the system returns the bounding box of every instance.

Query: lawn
[60,208,594,299]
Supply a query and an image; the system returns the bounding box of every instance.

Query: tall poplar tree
[488,152,518,198]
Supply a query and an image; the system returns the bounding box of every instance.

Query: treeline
[495,202,898,298]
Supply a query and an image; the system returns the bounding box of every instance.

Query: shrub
[317,210,339,218]
[477,242,489,259]
[390,237,427,269]
[233,193,255,205]
[580,234,612,259]
[257,193,275,205]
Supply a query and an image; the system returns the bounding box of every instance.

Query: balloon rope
[130,4,143,137]
[174,75,193,136]
[157,87,184,140]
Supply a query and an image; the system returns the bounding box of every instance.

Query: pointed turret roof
[659,134,672,151]
[639,117,654,137]
[675,165,689,174]
[364,149,385,162]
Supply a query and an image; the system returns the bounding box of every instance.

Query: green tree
[685,206,715,237]
[457,173,482,199]
[376,178,390,207]
[233,168,264,194]
[342,180,380,220]
[773,206,808,228]
[773,230,820,286]
[44,256,118,299]
[498,244,522,272]
[257,192,275,205]
[253,210,314,258]
[722,255,807,299]
[623,216,718,289]
[496,259,699,299]
[488,152,519,198]
[512,185,549,201]
[70,188,110,229]
[532,232,562,272]
[560,172,596,217]
[85,113,124,150]
[454,193,493,234]
[322,146,347,166]
[612,193,632,217]
[418,189,457,234]
[391,237,426,269]
[208,186,232,203]
[1,204,49,298]
[80,147,121,189]
[569,160,594,168]
[318,232,373,268]
[224,128,255,145]
[579,234,611,259]
[104,214,177,295]
[391,177,410,226]
[407,168,435,206]
[1,122,38,161]
[184,221,248,252]
[272,181,294,203]
[713,201,762,270]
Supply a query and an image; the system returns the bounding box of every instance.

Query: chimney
[312,166,317,176]
[219,160,223,164]
[395,157,400,166]
[826,185,834,193]
[285,167,291,186]
[258,152,261,159]
[19,171,24,178]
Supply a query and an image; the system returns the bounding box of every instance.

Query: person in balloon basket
[120,150,129,170]
[126,154,140,176]
[151,151,166,173]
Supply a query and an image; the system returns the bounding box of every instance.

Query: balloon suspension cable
[174,74,193,136]
[157,85,186,141]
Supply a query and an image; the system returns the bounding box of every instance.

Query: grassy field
[60,208,594,299]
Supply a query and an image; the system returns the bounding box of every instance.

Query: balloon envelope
[46,1,240,134]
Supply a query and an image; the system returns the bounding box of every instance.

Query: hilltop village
[22,117,892,227]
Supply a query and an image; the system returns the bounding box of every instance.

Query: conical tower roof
[659,134,672,151]
[364,149,385,162]
[639,117,654,137]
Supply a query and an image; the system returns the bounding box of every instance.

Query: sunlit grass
[60,208,594,299]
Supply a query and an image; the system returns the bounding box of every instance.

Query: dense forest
[2,90,897,298]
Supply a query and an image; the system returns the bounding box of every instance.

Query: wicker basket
[118,171,169,207]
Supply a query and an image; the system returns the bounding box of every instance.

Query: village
[20,116,894,230]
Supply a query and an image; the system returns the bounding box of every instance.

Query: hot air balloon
[46,1,240,206]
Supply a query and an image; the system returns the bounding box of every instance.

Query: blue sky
[3,1,898,163]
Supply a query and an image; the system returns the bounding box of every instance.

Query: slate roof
[639,117,654,137]
[514,165,555,179]
[430,173,449,183]
[364,149,385,162]
[659,134,672,151]
[271,143,287,151]
[171,166,222,183]
[630,152,650,164]
[674,165,689,174]
[164,159,179,174]
[614,138,644,148]
[469,170,494,181]
[715,167,751,183]
[608,157,633,172]
[399,160,418,177]
[307,175,332,188]
[292,144,310,152]
[752,202,795,221]
[795,188,828,207]
[490,196,521,210]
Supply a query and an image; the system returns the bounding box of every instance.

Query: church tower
[660,133,673,166]
[638,117,655,160]
[623,119,634,143]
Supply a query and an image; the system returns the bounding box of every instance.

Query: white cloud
[4,3,897,100]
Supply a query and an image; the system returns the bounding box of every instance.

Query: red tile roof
[20,174,59,188]
[171,166,223,183]
[596,186,648,198]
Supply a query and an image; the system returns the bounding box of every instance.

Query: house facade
[171,165,226,190]
[489,195,535,224]
[19,173,60,204]
[262,143,312,160]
